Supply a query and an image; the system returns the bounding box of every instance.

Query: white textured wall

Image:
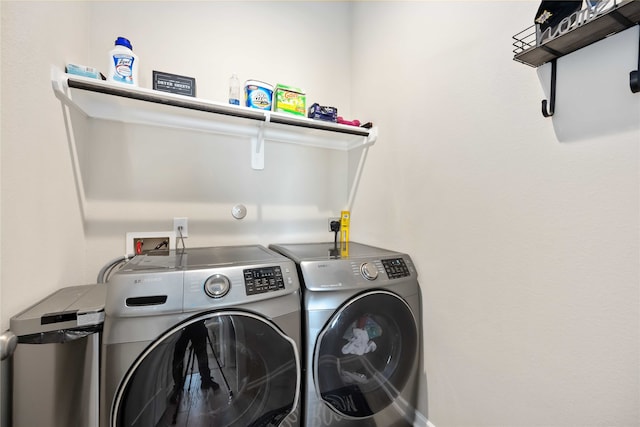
[1,1,90,332]
[350,1,639,426]
[1,2,90,424]
[81,1,355,275]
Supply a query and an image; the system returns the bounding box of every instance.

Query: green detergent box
[274,84,306,116]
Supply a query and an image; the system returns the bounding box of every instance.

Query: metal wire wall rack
[512,0,640,116]
[512,0,640,68]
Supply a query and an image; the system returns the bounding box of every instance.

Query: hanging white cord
[176,225,186,251]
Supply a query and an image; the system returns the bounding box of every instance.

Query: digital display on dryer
[381,258,411,279]
[243,266,285,295]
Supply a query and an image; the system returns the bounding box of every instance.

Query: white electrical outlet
[174,217,188,238]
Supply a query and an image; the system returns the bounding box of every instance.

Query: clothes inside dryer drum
[112,311,299,427]
[315,291,418,418]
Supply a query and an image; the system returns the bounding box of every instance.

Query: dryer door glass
[112,311,300,427]
[315,290,418,418]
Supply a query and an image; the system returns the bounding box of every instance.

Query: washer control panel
[381,258,411,279]
[244,266,285,295]
[183,262,297,311]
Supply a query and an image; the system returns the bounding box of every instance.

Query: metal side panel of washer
[105,270,184,317]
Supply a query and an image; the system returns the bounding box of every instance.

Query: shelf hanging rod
[542,58,557,118]
[630,24,640,94]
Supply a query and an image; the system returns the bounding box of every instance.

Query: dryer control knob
[360,262,379,281]
[204,274,231,298]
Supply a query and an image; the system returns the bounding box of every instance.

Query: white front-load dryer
[101,245,302,427]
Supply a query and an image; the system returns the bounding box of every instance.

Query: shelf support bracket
[251,114,269,170]
[630,25,640,94]
[251,126,265,170]
[542,58,557,118]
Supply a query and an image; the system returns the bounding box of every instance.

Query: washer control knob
[360,262,379,281]
[204,274,231,298]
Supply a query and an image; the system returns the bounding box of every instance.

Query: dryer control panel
[381,258,411,279]
[269,241,417,291]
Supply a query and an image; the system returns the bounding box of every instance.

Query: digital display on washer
[381,258,411,279]
[243,266,285,295]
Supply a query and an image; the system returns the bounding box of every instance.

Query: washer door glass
[112,311,300,427]
[315,290,418,418]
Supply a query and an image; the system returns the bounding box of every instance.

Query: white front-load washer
[101,245,302,427]
[269,242,422,427]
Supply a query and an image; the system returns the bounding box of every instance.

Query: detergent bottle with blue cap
[108,36,138,86]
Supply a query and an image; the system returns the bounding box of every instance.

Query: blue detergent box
[308,103,338,122]
[66,63,103,79]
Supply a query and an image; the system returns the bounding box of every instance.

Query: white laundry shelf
[51,67,377,170]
